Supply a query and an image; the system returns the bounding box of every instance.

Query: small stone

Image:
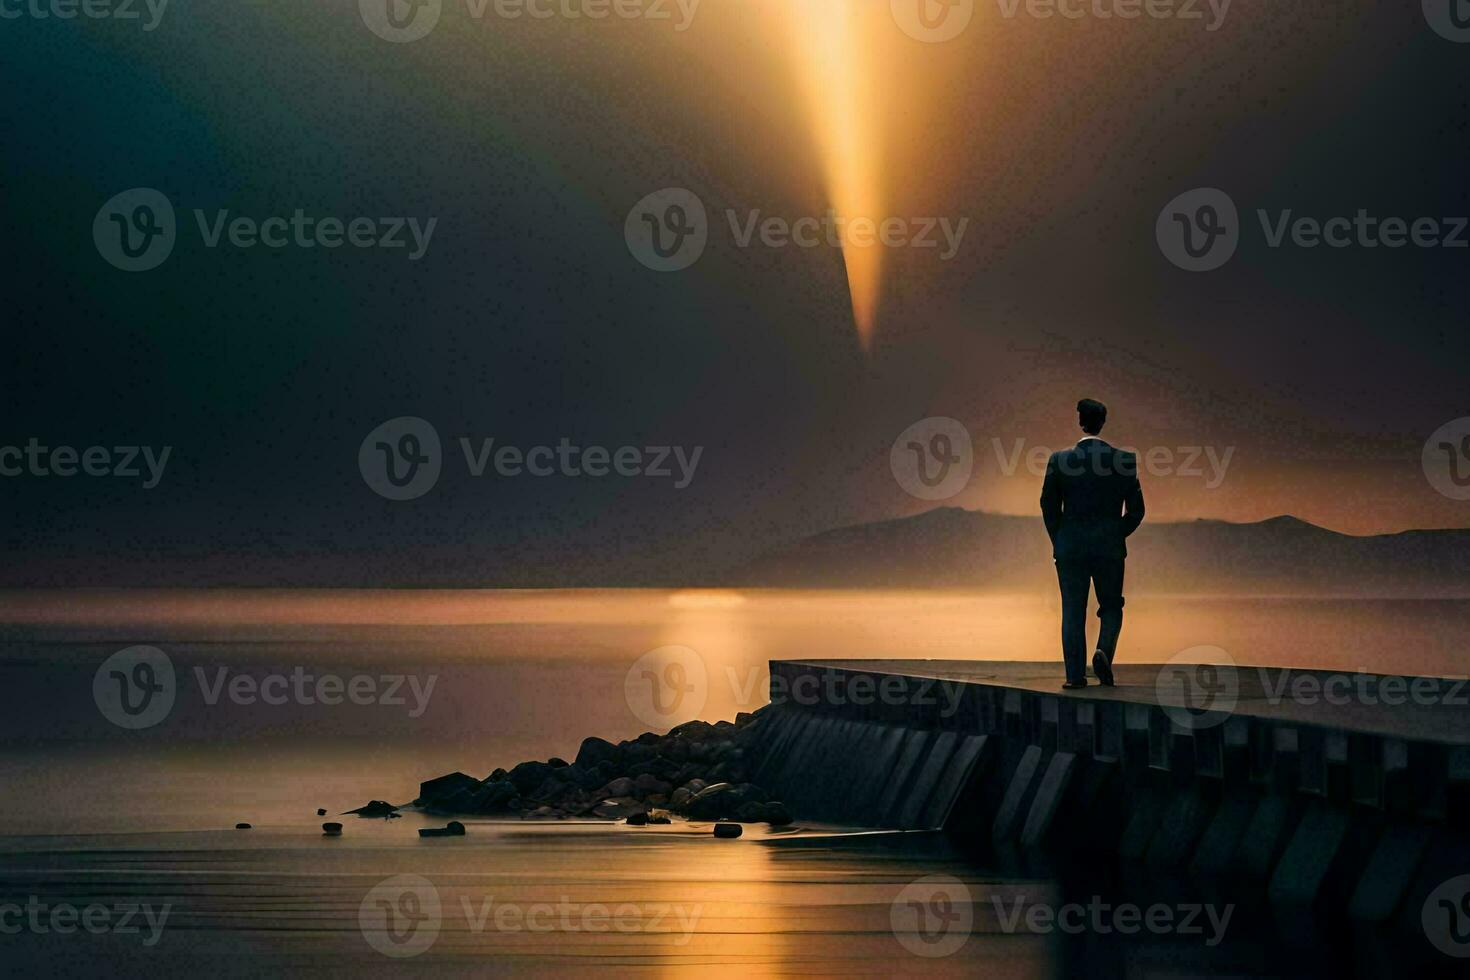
[649,815,672,825]
[235,823,252,830]
[322,822,343,836]
[713,823,743,839]
[316,808,327,816]
[626,812,649,826]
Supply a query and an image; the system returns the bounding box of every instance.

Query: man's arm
[1122,468,1145,538]
[1040,453,1063,545]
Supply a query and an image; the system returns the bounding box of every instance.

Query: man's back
[1040,439,1145,560]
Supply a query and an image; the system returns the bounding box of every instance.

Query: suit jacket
[1040,438,1146,561]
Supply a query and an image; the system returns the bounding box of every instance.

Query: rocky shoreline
[410,706,792,826]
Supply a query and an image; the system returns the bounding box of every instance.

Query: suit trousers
[1055,555,1126,684]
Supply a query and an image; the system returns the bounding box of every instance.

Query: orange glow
[784,0,885,350]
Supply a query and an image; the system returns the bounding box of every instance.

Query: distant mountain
[728,509,1470,597]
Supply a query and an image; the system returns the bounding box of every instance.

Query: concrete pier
[755,659,1470,918]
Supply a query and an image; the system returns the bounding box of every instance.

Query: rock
[528,806,557,819]
[621,741,656,764]
[626,812,649,826]
[737,801,794,826]
[636,731,661,746]
[593,798,645,820]
[345,800,399,818]
[316,808,327,816]
[418,772,481,806]
[670,720,715,741]
[669,787,694,809]
[507,761,558,793]
[713,823,743,839]
[575,737,621,769]
[735,711,754,726]
[630,757,681,781]
[488,768,508,782]
[649,814,672,825]
[322,822,343,836]
[235,823,252,830]
[633,773,673,798]
[601,777,636,798]
[686,783,768,820]
[419,821,466,838]
[548,757,568,768]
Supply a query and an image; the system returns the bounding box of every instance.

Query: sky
[3,1,1469,585]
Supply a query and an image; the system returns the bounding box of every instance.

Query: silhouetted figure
[1040,399,1145,688]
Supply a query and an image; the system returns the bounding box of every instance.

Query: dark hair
[1077,398,1107,435]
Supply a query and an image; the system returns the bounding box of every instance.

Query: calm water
[0,589,1460,976]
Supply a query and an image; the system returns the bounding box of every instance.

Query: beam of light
[783,0,884,351]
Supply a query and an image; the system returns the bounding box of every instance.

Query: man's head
[1077,398,1107,436]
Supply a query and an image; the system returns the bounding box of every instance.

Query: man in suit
[1040,399,1145,688]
